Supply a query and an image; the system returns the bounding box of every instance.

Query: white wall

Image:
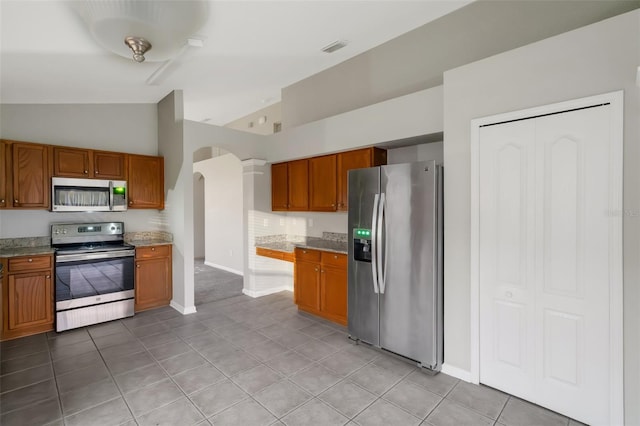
[193,154,243,275]
[387,142,443,165]
[281,1,638,128]
[157,91,192,314]
[442,10,640,425]
[0,103,162,238]
[225,102,282,136]
[193,173,205,258]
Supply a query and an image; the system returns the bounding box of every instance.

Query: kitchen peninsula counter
[255,233,348,260]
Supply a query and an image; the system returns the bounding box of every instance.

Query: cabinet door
[287,159,309,211]
[135,256,172,311]
[295,261,320,311]
[128,154,164,209]
[53,147,91,178]
[321,265,348,324]
[94,151,126,180]
[309,155,337,211]
[271,162,288,211]
[337,148,386,211]
[7,271,53,331]
[12,143,49,208]
[0,141,7,208]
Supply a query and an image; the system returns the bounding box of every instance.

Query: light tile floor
[0,291,585,426]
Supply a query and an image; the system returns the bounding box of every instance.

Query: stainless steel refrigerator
[347,160,443,372]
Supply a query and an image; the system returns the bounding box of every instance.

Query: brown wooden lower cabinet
[1,254,54,341]
[294,248,347,325]
[134,245,173,312]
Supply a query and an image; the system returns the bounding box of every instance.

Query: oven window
[55,256,134,301]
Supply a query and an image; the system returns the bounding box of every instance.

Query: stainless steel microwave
[51,177,127,212]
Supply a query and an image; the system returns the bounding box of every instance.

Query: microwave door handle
[109,181,114,211]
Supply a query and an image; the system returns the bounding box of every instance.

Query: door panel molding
[470,91,623,425]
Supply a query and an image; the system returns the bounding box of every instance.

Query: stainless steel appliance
[51,177,127,212]
[348,160,443,371]
[52,222,135,332]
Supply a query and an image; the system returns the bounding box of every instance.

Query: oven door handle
[56,250,135,263]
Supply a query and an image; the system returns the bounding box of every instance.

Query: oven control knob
[62,230,67,234]
[111,226,115,231]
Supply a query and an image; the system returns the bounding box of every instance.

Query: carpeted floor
[194,259,244,305]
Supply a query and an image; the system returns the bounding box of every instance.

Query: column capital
[242,158,268,175]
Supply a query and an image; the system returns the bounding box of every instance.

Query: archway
[192,147,244,305]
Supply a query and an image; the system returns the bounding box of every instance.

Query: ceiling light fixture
[72,0,208,62]
[321,40,348,53]
[124,36,152,63]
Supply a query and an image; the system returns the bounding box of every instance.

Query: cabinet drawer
[8,255,52,272]
[136,245,171,259]
[295,248,320,263]
[321,252,347,268]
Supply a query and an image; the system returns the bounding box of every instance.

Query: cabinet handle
[28,258,33,262]
[151,247,155,251]
[314,267,318,272]
[95,171,99,175]
[331,204,335,207]
[129,201,133,205]
[334,255,338,259]
[46,275,50,279]
[137,264,140,268]
[0,199,4,204]
[321,269,325,273]
[14,199,19,205]
[83,170,88,174]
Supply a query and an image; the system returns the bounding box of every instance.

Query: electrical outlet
[279,218,285,226]
[263,218,268,227]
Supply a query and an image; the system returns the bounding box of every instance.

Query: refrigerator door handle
[371,193,380,294]
[378,192,386,294]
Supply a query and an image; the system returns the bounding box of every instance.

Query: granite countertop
[256,234,348,254]
[124,231,173,247]
[0,236,54,258]
[0,246,55,258]
[127,239,173,247]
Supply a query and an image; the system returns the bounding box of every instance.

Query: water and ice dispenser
[353,228,372,262]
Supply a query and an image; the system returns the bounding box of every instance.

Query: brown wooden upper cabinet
[309,154,337,211]
[0,140,7,208]
[128,154,164,209]
[53,147,127,180]
[11,142,50,209]
[271,162,288,211]
[336,147,387,211]
[271,159,309,211]
[271,147,386,212]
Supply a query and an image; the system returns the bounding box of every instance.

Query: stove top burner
[54,242,134,256]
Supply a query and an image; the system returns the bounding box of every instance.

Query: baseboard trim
[441,363,473,383]
[242,285,293,298]
[204,261,243,276]
[169,300,197,315]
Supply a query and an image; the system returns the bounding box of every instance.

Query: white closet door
[479,120,536,401]
[479,105,612,425]
[533,106,610,423]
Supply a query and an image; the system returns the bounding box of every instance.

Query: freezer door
[347,166,380,346]
[379,161,442,369]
